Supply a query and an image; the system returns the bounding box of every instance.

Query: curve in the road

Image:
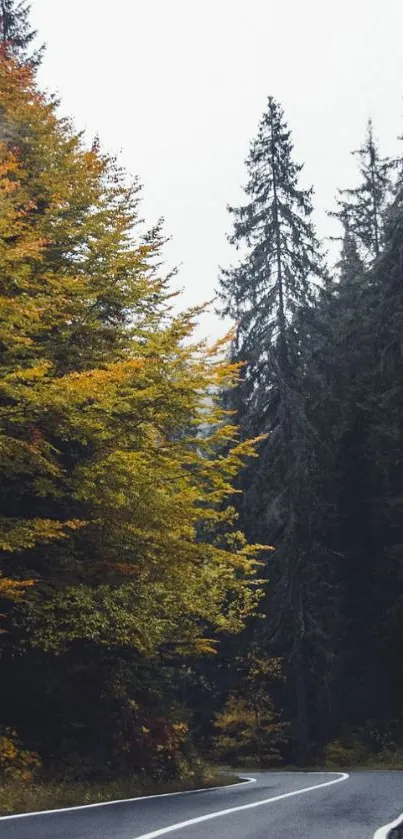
[0,776,256,822]
[133,772,349,839]
[2,770,403,839]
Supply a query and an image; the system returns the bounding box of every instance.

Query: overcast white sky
[31,0,403,340]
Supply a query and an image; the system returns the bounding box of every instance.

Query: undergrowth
[0,768,237,817]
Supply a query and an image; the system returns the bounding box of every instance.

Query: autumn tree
[0,48,263,774]
[213,655,287,765]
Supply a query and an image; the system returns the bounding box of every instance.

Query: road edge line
[374,811,403,839]
[0,776,256,822]
[131,771,350,839]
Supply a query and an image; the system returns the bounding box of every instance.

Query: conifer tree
[338,225,365,289]
[365,181,403,725]
[218,97,325,407]
[331,120,394,262]
[303,129,403,747]
[0,0,42,65]
[217,97,328,763]
[322,178,403,737]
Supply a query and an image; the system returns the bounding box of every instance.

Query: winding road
[0,771,402,838]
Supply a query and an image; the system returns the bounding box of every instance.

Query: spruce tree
[0,0,42,66]
[217,97,328,763]
[363,177,403,725]
[305,140,403,744]
[331,120,394,262]
[218,97,324,405]
[338,225,364,289]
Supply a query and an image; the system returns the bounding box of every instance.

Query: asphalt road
[0,771,402,839]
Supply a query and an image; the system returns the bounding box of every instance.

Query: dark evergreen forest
[216,97,403,767]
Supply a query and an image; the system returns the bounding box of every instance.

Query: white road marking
[0,776,256,821]
[374,810,403,839]
[132,771,349,839]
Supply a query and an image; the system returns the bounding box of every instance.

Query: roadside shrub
[323,738,368,767]
[213,694,288,766]
[0,728,41,782]
[324,720,403,768]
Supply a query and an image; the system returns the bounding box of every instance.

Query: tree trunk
[294,646,309,765]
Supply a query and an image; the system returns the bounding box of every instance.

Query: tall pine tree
[331,120,394,263]
[218,97,329,763]
[0,0,42,66]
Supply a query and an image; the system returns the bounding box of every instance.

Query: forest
[1,0,403,810]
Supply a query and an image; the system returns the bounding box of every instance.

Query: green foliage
[324,723,403,768]
[217,95,331,765]
[324,739,367,768]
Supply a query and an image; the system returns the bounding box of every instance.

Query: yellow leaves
[0,574,34,600]
[151,721,190,756]
[192,637,219,655]
[1,177,19,195]
[4,362,52,382]
[212,671,289,763]
[7,236,47,261]
[52,359,146,404]
[0,45,267,661]
[0,155,20,179]
[0,728,41,782]
[0,147,22,195]
[172,722,189,737]
[0,518,86,553]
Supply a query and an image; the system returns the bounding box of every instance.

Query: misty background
[31,0,403,339]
